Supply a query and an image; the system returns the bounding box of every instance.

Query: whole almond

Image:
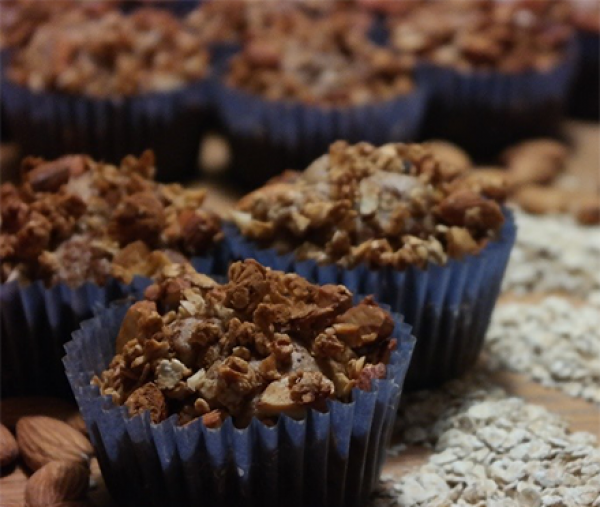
[25,461,89,507]
[1,397,83,433]
[16,416,93,471]
[0,423,19,467]
[514,185,570,215]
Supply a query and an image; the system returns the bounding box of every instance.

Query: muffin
[0,151,228,397]
[3,8,212,181]
[569,0,599,120]
[64,258,415,507]
[228,141,516,389]
[388,0,577,158]
[215,8,426,188]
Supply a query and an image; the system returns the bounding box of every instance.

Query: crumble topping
[388,0,573,73]
[0,151,222,286]
[94,259,397,427]
[224,10,414,106]
[233,141,506,269]
[7,8,209,96]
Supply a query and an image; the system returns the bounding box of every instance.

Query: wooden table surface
[1,121,599,506]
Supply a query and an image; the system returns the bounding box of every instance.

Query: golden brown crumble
[388,0,573,73]
[233,141,506,270]
[225,10,414,106]
[7,8,209,96]
[0,151,222,286]
[94,259,397,427]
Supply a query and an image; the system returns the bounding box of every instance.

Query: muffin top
[0,0,117,50]
[0,151,222,286]
[7,8,210,96]
[94,259,398,427]
[224,10,414,106]
[388,0,573,72]
[233,141,507,269]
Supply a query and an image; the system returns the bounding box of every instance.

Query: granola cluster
[0,0,117,50]
[7,8,210,96]
[388,0,573,72]
[225,11,414,105]
[0,151,222,286]
[94,259,397,427]
[233,141,506,269]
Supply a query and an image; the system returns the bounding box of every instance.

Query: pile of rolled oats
[372,372,600,507]
[486,297,600,405]
[502,209,600,299]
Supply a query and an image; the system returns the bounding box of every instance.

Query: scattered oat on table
[502,209,600,300]
[486,297,600,405]
[372,372,600,507]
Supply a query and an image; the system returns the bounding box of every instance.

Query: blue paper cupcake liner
[0,244,231,399]
[121,0,202,16]
[214,81,428,188]
[63,298,415,507]
[416,38,579,158]
[2,74,212,182]
[226,209,516,390]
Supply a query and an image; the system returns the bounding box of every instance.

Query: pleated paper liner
[0,244,231,399]
[226,209,516,390]
[214,82,428,189]
[63,298,415,507]
[416,38,579,160]
[2,75,212,183]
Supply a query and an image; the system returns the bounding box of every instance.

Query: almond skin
[16,416,94,471]
[25,461,89,507]
[0,423,19,467]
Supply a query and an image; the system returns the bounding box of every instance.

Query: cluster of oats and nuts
[388,0,573,72]
[94,259,397,427]
[233,141,507,269]
[7,7,210,96]
[0,151,222,286]
[225,10,415,105]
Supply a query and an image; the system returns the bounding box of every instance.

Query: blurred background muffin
[215,8,427,188]
[387,0,577,159]
[3,7,212,181]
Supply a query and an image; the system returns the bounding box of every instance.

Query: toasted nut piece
[513,185,570,215]
[0,423,19,467]
[16,416,94,471]
[255,379,305,419]
[25,461,89,507]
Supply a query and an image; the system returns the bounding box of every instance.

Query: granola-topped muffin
[0,151,222,287]
[65,259,414,507]
[386,0,576,157]
[7,8,209,96]
[389,0,572,73]
[229,141,516,389]
[225,11,412,107]
[216,9,426,188]
[0,151,226,398]
[232,141,507,269]
[95,259,399,427]
[3,8,212,181]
